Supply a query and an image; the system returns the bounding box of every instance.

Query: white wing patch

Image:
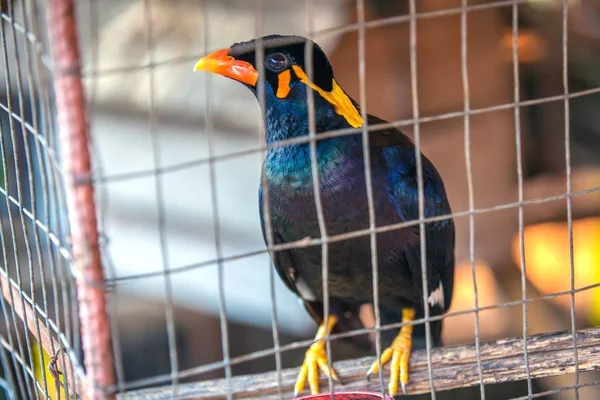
[289,267,317,301]
[427,282,445,309]
[296,276,317,301]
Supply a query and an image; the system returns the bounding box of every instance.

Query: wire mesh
[355,0,385,397]
[0,0,84,399]
[460,1,485,399]
[511,1,534,398]
[0,0,599,400]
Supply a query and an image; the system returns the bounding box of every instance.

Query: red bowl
[294,392,393,400]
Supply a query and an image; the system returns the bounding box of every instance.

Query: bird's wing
[257,187,325,321]
[368,114,455,314]
[258,188,371,349]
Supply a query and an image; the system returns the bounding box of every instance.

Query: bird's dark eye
[265,53,289,72]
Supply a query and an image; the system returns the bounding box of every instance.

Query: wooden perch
[118,327,600,399]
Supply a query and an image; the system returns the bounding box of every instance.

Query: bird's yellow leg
[294,315,340,397]
[366,308,416,396]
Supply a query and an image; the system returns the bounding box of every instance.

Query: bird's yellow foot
[366,308,416,396]
[294,315,340,397]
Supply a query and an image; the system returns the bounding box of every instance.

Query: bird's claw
[365,337,411,396]
[294,342,340,396]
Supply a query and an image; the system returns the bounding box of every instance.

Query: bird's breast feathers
[264,140,364,193]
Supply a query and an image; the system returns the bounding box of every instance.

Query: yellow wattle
[292,65,363,128]
[276,70,292,98]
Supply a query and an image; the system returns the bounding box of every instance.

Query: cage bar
[44,0,115,398]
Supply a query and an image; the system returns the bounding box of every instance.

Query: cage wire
[0,0,600,400]
[0,1,84,400]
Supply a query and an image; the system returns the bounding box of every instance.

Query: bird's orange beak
[193,48,258,86]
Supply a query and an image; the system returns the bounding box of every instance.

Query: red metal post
[44,0,115,399]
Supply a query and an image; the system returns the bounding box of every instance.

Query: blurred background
[1,0,600,399]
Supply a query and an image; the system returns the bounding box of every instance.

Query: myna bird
[194,35,455,397]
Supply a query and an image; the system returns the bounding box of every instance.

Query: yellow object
[276,70,292,99]
[511,217,600,324]
[292,66,364,128]
[294,315,339,396]
[366,307,416,396]
[32,341,65,400]
[587,223,600,326]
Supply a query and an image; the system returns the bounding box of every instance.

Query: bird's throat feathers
[261,74,362,143]
[258,68,363,145]
[264,140,360,191]
[258,65,365,191]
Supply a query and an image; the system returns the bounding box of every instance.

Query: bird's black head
[194,35,363,130]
